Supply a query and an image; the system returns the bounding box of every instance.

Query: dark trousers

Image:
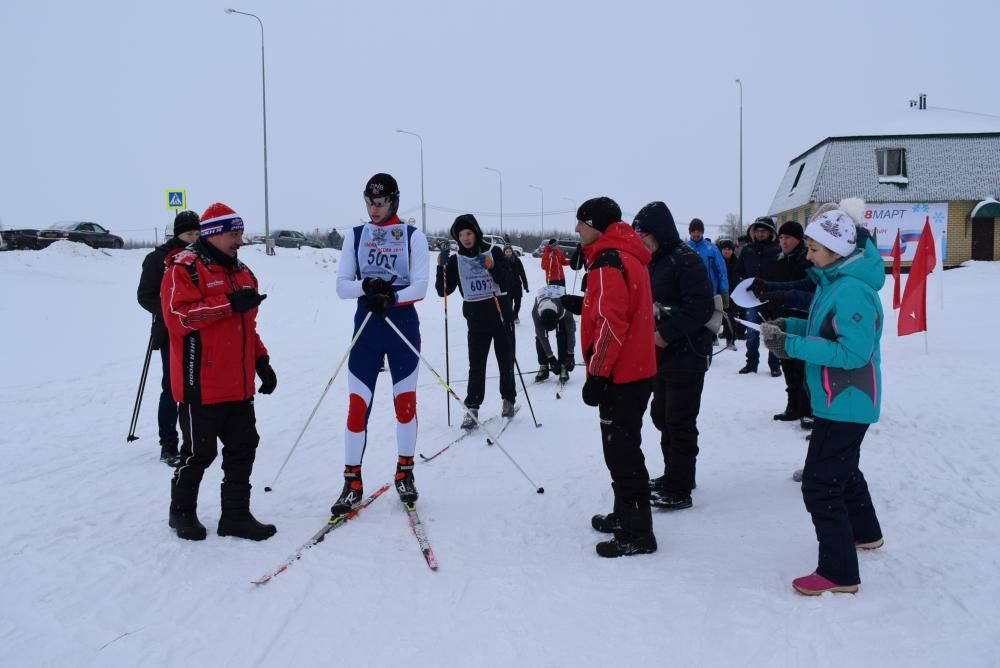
[599,379,653,533]
[547,278,566,287]
[511,292,523,319]
[158,346,179,447]
[802,417,882,586]
[535,321,574,367]
[465,324,516,408]
[649,369,705,495]
[745,307,780,371]
[171,400,259,512]
[779,358,811,417]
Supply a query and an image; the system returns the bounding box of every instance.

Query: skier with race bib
[332,173,429,515]
[435,214,518,429]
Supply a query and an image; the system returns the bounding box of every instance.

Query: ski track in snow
[1,242,998,666]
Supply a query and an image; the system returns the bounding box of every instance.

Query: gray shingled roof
[769,134,1000,215]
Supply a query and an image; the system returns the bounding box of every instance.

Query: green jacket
[784,239,884,424]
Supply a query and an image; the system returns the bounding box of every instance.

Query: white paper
[735,317,761,332]
[732,277,766,308]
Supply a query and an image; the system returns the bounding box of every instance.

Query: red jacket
[161,245,268,405]
[580,223,656,384]
[541,245,570,283]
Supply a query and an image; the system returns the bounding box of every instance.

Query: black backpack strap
[589,249,627,281]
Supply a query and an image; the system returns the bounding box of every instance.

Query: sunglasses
[365,196,393,208]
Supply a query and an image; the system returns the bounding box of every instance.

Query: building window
[789,163,805,194]
[877,148,908,184]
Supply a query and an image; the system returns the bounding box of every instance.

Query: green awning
[970,199,1000,219]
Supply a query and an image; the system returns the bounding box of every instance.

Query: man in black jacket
[436,215,518,427]
[503,244,529,323]
[736,217,781,375]
[136,211,200,465]
[631,202,715,510]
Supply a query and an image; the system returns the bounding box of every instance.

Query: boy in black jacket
[436,215,518,427]
[631,202,715,510]
[136,211,200,465]
[503,244,529,323]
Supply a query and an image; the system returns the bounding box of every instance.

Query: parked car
[482,234,524,256]
[0,229,41,250]
[36,222,124,249]
[269,229,322,249]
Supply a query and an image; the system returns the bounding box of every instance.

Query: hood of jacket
[632,201,681,254]
[583,222,653,266]
[450,214,489,257]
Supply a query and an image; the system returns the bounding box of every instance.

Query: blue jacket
[686,238,729,295]
[783,238,884,424]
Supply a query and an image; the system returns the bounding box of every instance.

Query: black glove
[362,277,394,296]
[748,278,768,298]
[228,287,267,313]
[562,356,575,373]
[548,356,561,374]
[256,356,277,394]
[438,248,451,266]
[367,291,397,315]
[561,294,583,316]
[759,291,785,319]
[569,243,585,270]
[582,375,609,407]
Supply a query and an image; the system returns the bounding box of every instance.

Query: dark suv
[36,222,124,249]
[269,230,323,249]
[0,229,41,250]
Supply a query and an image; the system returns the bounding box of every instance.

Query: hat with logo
[576,197,622,233]
[364,173,399,200]
[199,203,244,238]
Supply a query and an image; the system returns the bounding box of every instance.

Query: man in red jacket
[561,197,657,557]
[161,202,278,542]
[541,239,570,286]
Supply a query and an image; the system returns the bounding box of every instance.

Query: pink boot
[856,537,884,550]
[792,572,859,596]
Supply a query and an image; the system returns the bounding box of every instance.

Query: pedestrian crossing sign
[166,190,186,210]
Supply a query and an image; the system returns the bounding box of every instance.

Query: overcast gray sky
[3,0,999,241]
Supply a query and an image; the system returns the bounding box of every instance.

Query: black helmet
[364,173,399,200]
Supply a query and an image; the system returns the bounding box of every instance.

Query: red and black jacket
[161,242,268,405]
[541,245,570,283]
[580,223,656,385]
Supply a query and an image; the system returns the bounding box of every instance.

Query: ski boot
[330,465,363,515]
[535,367,549,382]
[501,399,516,418]
[395,456,418,504]
[559,367,569,383]
[596,531,657,558]
[460,408,478,430]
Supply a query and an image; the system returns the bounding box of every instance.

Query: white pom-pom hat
[805,210,857,258]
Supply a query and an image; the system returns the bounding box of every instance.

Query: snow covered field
[1,241,998,667]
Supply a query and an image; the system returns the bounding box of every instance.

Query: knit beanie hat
[199,203,244,238]
[173,210,200,237]
[576,197,621,233]
[537,298,560,331]
[689,218,705,232]
[364,173,399,200]
[777,220,804,241]
[805,210,857,257]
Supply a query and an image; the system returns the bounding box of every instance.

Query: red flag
[898,218,936,336]
[891,228,902,309]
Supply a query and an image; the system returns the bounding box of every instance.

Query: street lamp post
[225,8,273,255]
[528,184,544,236]
[483,167,503,235]
[395,129,426,234]
[735,78,743,232]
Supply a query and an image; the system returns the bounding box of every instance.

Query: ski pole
[126,332,155,443]
[443,259,452,427]
[492,297,541,428]
[264,311,374,493]
[382,315,544,494]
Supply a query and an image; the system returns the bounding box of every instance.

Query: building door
[971,217,995,261]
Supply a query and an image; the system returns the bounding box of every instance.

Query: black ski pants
[465,323,516,408]
[649,368,705,495]
[158,346,180,448]
[171,400,259,512]
[801,417,882,586]
[511,291,523,320]
[780,358,811,417]
[599,379,653,534]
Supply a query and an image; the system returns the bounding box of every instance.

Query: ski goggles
[364,195,394,208]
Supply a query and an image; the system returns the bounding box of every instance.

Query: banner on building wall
[860,202,948,263]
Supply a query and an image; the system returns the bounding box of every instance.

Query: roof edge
[788,132,1000,164]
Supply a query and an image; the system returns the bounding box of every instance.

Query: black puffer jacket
[435,214,516,332]
[137,236,189,349]
[771,240,811,282]
[736,238,780,281]
[632,202,715,372]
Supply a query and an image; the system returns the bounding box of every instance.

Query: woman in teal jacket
[761,206,884,596]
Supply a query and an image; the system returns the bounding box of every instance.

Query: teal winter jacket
[783,239,884,424]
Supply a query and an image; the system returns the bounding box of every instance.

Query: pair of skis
[252,483,437,585]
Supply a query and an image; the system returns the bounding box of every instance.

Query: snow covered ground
[1,241,998,667]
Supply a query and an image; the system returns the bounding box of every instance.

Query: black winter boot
[738,363,757,374]
[596,531,657,557]
[591,513,622,534]
[218,482,276,541]
[169,479,206,541]
[651,493,693,510]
